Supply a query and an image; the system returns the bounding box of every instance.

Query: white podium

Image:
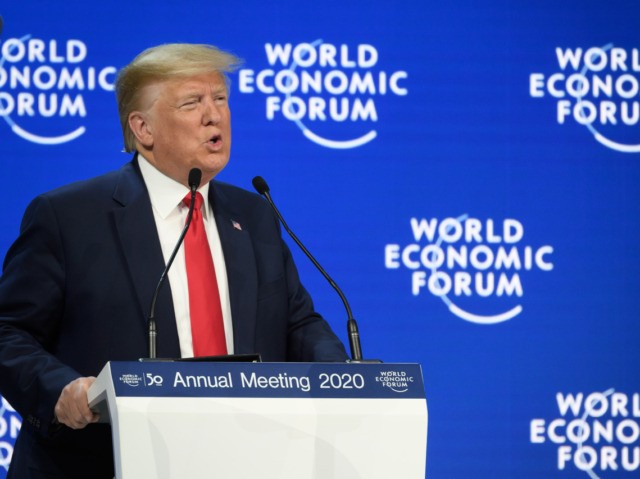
[88,361,427,478]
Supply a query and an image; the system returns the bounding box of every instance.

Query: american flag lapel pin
[232,220,242,231]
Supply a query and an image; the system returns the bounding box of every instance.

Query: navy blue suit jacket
[0,158,348,478]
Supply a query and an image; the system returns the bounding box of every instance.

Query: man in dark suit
[0,43,348,478]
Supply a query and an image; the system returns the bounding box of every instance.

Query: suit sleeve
[252,201,349,362]
[0,195,81,436]
[282,238,350,362]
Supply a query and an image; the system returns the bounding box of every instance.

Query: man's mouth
[209,134,222,145]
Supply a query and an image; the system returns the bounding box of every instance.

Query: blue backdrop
[1,1,639,477]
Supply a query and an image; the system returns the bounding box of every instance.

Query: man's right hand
[54,376,100,429]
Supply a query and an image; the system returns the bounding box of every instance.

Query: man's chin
[199,156,230,182]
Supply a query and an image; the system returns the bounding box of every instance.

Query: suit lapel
[210,184,258,355]
[111,159,181,358]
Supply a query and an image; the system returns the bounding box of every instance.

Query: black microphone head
[0,16,4,36]
[188,168,202,191]
[252,176,270,195]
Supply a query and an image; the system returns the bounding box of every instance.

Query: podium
[87,361,427,478]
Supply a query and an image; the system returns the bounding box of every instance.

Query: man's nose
[202,98,222,125]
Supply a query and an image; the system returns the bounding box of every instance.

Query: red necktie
[183,192,227,357]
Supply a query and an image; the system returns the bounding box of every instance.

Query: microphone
[0,16,4,36]
[146,168,202,359]
[252,176,373,362]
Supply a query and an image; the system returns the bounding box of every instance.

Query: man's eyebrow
[179,89,204,98]
[210,84,227,94]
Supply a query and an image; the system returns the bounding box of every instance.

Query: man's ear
[128,111,154,149]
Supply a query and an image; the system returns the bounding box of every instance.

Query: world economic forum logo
[0,33,116,145]
[237,40,408,149]
[530,389,640,477]
[0,396,20,473]
[530,44,640,153]
[385,215,554,325]
[375,370,415,394]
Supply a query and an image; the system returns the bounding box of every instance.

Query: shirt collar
[138,154,210,219]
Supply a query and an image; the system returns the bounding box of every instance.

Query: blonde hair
[116,43,241,152]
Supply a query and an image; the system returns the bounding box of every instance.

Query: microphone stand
[145,168,201,360]
[252,176,380,363]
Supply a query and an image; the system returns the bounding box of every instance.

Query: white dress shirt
[138,155,234,357]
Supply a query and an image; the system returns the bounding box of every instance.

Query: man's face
[137,72,231,186]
